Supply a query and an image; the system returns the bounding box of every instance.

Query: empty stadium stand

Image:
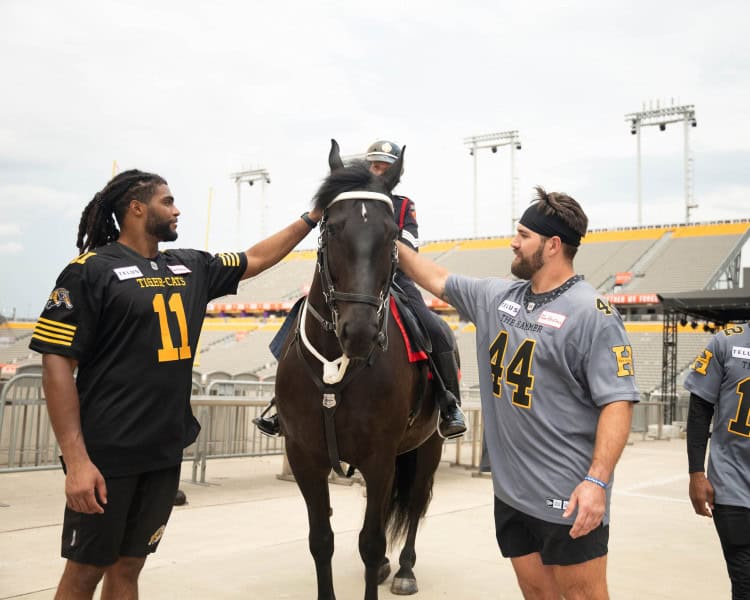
[624,222,750,292]
[2,219,746,402]
[194,324,280,379]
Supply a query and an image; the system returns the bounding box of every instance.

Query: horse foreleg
[359,465,395,600]
[287,444,336,600]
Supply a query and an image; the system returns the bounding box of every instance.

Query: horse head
[312,139,404,359]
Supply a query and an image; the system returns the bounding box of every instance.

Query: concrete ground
[0,436,730,599]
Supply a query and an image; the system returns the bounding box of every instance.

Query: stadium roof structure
[658,288,750,323]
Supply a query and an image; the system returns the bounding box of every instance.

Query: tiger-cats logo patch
[45,288,73,310]
[148,524,166,546]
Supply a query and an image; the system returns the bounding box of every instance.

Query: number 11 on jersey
[153,292,192,362]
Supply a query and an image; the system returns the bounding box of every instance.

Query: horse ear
[329,139,344,171]
[380,145,405,193]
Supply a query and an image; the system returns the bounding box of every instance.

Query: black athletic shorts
[713,504,750,599]
[494,495,609,566]
[61,465,181,566]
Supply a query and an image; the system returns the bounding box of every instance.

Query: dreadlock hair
[531,186,588,260]
[76,169,167,254]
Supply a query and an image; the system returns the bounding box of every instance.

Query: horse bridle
[296,190,400,477]
[314,190,398,348]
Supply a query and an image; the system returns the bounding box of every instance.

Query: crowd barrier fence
[1,376,677,481]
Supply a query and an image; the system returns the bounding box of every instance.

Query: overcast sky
[1,0,748,318]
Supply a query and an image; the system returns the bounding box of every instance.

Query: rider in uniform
[254,140,466,439]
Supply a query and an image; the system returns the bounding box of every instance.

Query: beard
[511,243,544,280]
[146,212,178,242]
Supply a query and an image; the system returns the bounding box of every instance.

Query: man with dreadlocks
[395,187,639,599]
[29,169,321,599]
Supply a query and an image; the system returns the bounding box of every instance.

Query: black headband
[518,203,582,247]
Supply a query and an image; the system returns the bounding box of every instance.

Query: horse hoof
[377,558,391,584]
[391,577,418,595]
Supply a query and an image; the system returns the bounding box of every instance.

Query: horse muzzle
[336,305,381,360]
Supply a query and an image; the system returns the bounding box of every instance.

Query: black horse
[275,140,450,600]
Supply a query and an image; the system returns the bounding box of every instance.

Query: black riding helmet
[365,140,401,164]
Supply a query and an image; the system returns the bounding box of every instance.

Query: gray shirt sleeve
[684,334,723,405]
[445,274,513,324]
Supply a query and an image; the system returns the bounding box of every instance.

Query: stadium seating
[3,220,746,399]
[230,251,316,304]
[194,325,280,379]
[626,325,713,396]
[625,223,749,292]
[575,228,665,290]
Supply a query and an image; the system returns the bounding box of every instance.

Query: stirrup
[253,413,281,438]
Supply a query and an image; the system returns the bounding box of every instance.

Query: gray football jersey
[684,323,750,508]
[446,274,640,525]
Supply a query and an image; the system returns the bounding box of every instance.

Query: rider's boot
[252,398,282,437]
[433,351,467,439]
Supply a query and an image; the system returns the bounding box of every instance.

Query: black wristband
[300,211,316,229]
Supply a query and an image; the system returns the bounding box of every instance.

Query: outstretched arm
[241,208,322,280]
[564,400,633,538]
[396,241,452,301]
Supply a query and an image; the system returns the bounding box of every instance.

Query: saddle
[390,286,430,363]
[270,289,432,364]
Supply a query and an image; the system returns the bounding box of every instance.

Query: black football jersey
[29,242,247,477]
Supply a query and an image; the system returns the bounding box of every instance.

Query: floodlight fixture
[230,166,272,245]
[463,130,522,235]
[625,101,697,225]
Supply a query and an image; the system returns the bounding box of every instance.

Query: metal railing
[0,375,282,477]
[0,373,58,471]
[188,384,282,483]
[1,376,678,480]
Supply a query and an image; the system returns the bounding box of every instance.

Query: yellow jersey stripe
[219,252,240,267]
[34,323,76,337]
[33,325,74,342]
[69,251,97,265]
[31,333,73,347]
[37,317,77,332]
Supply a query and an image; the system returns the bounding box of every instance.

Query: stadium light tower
[625,101,697,225]
[463,130,522,235]
[230,167,271,247]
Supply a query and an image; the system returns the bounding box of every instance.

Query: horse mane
[313,161,383,212]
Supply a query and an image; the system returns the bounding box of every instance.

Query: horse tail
[385,447,435,547]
